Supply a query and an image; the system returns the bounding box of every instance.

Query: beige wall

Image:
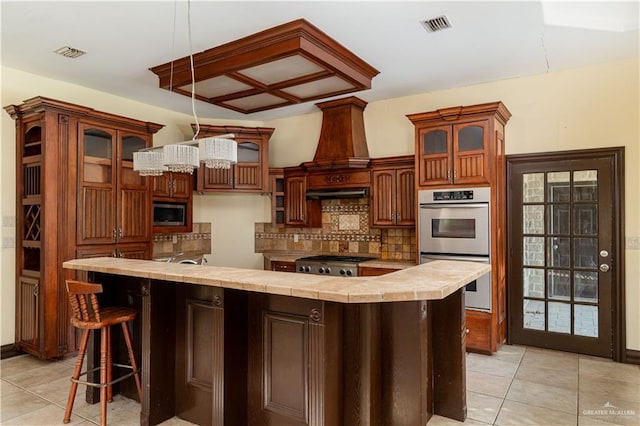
[2,58,638,350]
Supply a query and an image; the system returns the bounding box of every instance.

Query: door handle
[599,264,610,272]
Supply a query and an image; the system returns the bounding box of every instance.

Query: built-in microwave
[153,202,187,227]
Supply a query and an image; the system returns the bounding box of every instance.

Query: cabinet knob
[465,328,470,334]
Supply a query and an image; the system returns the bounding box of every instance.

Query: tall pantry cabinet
[5,97,163,359]
[408,102,511,354]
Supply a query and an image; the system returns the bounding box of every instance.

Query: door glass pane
[548,270,570,300]
[574,238,598,268]
[523,237,544,266]
[237,142,259,162]
[523,268,544,298]
[573,170,598,201]
[548,237,570,267]
[523,173,544,202]
[523,300,545,330]
[457,126,484,151]
[423,130,447,155]
[84,129,112,158]
[573,205,598,235]
[575,271,598,303]
[574,305,598,337]
[121,136,146,161]
[523,205,544,234]
[548,205,570,234]
[548,302,571,334]
[548,172,571,202]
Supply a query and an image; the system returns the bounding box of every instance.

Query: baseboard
[626,349,640,365]
[1,344,23,360]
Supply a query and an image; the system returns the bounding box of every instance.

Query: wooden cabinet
[5,96,162,359]
[271,261,296,273]
[370,156,415,227]
[284,172,321,228]
[408,104,509,187]
[152,171,193,234]
[194,125,274,193]
[269,168,286,227]
[408,102,511,354]
[358,265,401,276]
[152,172,192,200]
[77,123,152,246]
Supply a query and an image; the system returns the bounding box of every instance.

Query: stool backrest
[66,280,103,323]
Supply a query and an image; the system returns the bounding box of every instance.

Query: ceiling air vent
[421,15,452,32]
[54,46,87,59]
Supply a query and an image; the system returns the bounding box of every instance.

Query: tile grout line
[1,376,99,425]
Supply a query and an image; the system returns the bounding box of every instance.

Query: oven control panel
[433,190,474,201]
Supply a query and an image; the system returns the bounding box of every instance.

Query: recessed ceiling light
[54,46,87,59]
[421,15,452,33]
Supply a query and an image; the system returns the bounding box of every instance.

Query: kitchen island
[63,257,490,426]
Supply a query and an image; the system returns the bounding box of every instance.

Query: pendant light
[133,0,237,176]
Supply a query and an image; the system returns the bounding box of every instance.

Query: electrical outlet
[172,235,178,244]
[293,234,299,243]
[2,236,15,248]
[2,216,16,227]
[626,237,640,249]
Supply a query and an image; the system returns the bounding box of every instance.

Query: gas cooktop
[296,255,375,263]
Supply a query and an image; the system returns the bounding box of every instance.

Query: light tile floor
[1,345,638,425]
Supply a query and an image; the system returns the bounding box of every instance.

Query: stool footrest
[71,363,140,389]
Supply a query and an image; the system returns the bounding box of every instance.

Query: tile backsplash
[153,222,212,258]
[255,199,415,261]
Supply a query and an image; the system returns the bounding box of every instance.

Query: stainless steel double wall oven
[418,187,492,311]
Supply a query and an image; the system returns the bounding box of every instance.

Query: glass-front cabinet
[417,120,489,186]
[195,125,274,193]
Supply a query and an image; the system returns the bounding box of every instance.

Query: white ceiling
[1,1,638,121]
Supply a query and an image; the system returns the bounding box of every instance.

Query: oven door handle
[419,203,488,209]
[420,253,490,263]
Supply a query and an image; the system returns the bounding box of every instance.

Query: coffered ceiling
[1,1,638,121]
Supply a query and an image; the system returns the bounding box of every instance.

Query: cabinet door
[418,125,452,186]
[117,243,150,259]
[234,141,261,190]
[77,124,117,245]
[170,173,192,199]
[151,172,172,198]
[118,133,151,244]
[271,261,296,272]
[199,167,233,190]
[371,169,396,226]
[285,176,308,226]
[453,120,489,185]
[395,167,415,226]
[16,276,39,349]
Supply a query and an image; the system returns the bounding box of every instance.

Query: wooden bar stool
[63,280,142,426]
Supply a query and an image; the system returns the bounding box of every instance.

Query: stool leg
[63,329,90,424]
[106,326,113,403]
[121,321,142,401]
[100,326,108,426]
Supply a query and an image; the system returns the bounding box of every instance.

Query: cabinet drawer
[271,261,296,273]
[465,310,492,354]
[358,266,400,276]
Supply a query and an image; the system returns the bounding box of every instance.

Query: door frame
[506,147,625,362]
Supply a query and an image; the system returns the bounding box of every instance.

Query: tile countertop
[63,257,489,303]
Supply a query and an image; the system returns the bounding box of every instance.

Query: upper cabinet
[370,156,415,228]
[408,103,511,188]
[283,169,321,228]
[194,125,274,193]
[77,123,152,246]
[152,172,192,200]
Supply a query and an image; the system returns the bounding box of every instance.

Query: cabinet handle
[118,228,123,239]
[113,228,117,241]
[112,250,117,258]
[33,284,39,297]
[447,170,451,180]
[454,170,457,179]
[119,251,125,258]
[465,328,470,334]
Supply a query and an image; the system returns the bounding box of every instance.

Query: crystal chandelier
[163,144,199,174]
[199,137,237,169]
[132,151,166,176]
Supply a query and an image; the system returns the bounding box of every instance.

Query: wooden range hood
[303,96,370,171]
